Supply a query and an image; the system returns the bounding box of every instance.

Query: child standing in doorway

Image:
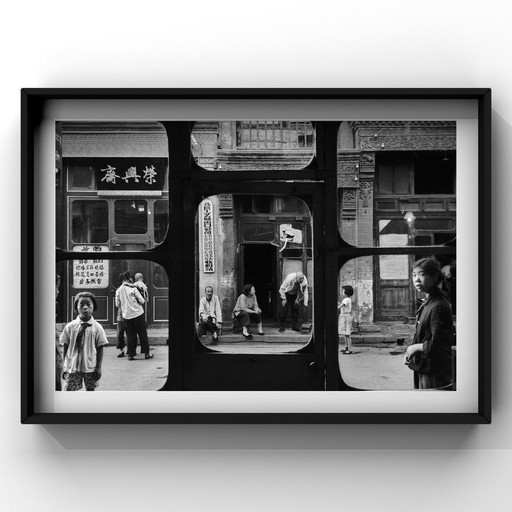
[59,292,109,391]
[338,285,354,354]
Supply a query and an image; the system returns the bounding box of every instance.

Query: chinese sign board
[91,158,167,191]
[73,245,109,288]
[200,199,215,273]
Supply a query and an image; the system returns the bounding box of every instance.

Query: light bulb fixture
[404,211,415,223]
[131,201,136,209]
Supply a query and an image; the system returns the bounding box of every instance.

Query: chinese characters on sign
[72,245,109,288]
[100,164,157,185]
[94,158,166,191]
[200,199,215,273]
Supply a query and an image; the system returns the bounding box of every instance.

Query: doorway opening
[242,244,277,321]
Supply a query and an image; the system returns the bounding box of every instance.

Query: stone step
[105,328,414,347]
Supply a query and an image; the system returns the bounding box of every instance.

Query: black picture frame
[21,88,491,424]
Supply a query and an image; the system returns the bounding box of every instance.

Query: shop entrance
[242,244,277,321]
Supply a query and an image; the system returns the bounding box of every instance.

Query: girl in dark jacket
[404,258,455,390]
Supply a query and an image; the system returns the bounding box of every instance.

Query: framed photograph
[21,88,491,424]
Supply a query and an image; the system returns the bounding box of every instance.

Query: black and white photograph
[55,119,457,392]
[22,91,488,420]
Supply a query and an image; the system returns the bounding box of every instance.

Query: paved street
[94,345,168,391]
[91,333,413,391]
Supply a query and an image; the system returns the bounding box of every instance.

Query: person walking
[278,271,308,332]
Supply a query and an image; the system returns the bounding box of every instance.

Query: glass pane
[337,121,457,248]
[192,121,315,171]
[56,260,169,391]
[115,200,148,234]
[242,223,275,242]
[71,200,108,244]
[153,199,169,244]
[56,121,169,251]
[195,194,313,353]
[68,164,94,189]
[337,253,456,391]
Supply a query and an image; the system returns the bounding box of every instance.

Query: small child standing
[338,285,354,354]
[59,292,109,391]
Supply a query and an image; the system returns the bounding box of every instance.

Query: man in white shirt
[278,271,308,332]
[198,286,222,343]
[115,271,153,360]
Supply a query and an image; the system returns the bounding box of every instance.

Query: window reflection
[196,194,313,352]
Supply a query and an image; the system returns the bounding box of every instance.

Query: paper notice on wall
[72,245,109,288]
[379,255,409,280]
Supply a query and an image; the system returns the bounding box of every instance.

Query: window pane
[338,253,456,390]
[68,164,95,189]
[56,121,169,251]
[56,260,169,391]
[242,223,275,242]
[154,199,169,244]
[337,121,457,248]
[192,121,315,171]
[196,194,313,353]
[115,200,148,234]
[71,200,108,244]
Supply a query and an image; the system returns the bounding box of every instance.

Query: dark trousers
[116,319,126,350]
[233,311,261,333]
[279,293,300,329]
[124,314,149,357]
[198,317,219,336]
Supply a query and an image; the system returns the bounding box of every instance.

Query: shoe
[258,332,265,336]
[128,356,134,361]
[117,351,125,358]
[212,332,218,341]
[145,353,154,359]
[292,327,301,333]
[242,333,252,340]
[279,328,285,333]
[342,350,353,355]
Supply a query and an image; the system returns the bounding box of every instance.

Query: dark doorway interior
[243,244,277,321]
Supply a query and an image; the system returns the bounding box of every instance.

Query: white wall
[2,1,510,510]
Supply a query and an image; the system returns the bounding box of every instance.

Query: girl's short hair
[413,257,444,285]
[74,292,97,312]
[342,285,354,297]
[242,283,254,296]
